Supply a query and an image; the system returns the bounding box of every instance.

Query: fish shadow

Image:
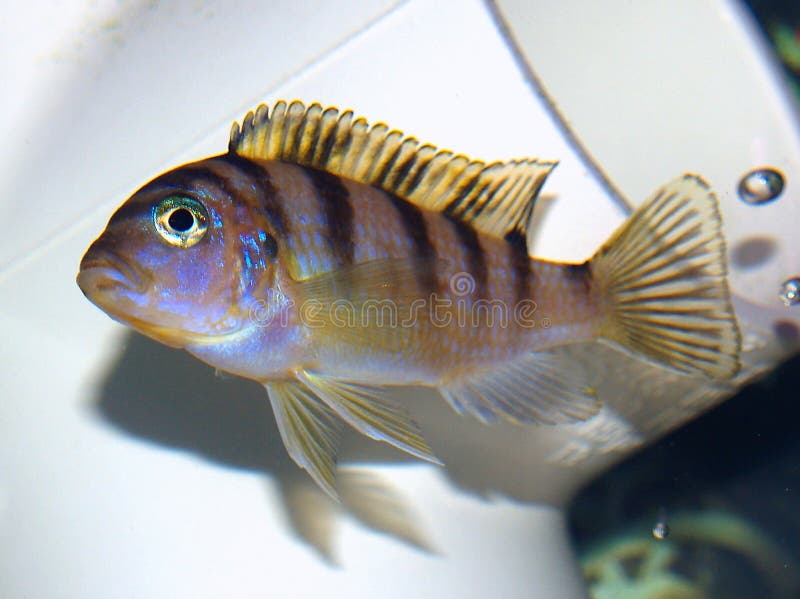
[92,332,435,564]
[92,330,702,562]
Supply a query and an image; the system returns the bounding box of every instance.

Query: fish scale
[77,100,742,498]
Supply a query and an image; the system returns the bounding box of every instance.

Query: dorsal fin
[229,100,557,240]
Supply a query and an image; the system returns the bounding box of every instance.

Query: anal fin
[438,347,601,425]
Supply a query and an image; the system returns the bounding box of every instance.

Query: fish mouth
[126,317,249,348]
[77,247,146,296]
[77,247,244,348]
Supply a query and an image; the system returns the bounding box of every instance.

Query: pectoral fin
[291,257,440,353]
[265,380,343,500]
[298,371,441,465]
[438,347,601,425]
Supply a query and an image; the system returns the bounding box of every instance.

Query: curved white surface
[497,0,800,346]
[1,1,798,598]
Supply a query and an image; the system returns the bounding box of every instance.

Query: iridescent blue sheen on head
[77,156,281,348]
[238,230,269,293]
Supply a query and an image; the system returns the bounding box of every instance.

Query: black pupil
[168,208,195,232]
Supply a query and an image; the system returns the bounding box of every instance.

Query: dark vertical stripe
[447,216,487,300]
[391,152,417,189]
[138,165,231,198]
[563,261,593,295]
[504,230,531,307]
[318,118,338,165]
[386,193,437,292]
[133,162,252,227]
[220,153,289,241]
[288,120,305,160]
[329,127,353,167]
[444,176,490,221]
[373,143,404,187]
[404,156,434,196]
[303,167,355,266]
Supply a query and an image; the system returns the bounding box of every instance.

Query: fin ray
[290,257,442,353]
[439,347,601,425]
[592,175,741,378]
[266,381,343,500]
[299,371,441,464]
[230,100,556,240]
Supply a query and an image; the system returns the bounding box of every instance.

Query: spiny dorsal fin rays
[229,100,557,240]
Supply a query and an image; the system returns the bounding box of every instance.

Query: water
[569,354,800,598]
[570,4,800,593]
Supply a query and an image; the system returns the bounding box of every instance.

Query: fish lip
[78,249,146,295]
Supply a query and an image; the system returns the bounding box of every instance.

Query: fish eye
[153,195,209,248]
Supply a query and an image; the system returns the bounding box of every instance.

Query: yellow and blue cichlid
[77,100,741,497]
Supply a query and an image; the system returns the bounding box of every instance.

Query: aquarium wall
[1,1,798,598]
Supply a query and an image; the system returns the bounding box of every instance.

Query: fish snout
[77,242,146,298]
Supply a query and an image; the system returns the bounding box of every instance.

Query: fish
[77,100,742,498]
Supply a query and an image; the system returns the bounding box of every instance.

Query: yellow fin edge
[230,100,557,240]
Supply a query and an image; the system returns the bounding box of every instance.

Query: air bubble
[738,168,784,205]
[652,521,669,540]
[652,508,669,540]
[780,277,800,306]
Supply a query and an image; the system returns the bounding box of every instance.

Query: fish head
[77,156,282,348]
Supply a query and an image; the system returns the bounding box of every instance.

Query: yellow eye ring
[153,195,209,248]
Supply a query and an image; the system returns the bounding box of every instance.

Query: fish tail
[591,174,741,379]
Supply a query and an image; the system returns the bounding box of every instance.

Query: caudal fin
[591,175,741,379]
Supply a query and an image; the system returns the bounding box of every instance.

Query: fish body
[78,101,741,496]
[163,155,597,384]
